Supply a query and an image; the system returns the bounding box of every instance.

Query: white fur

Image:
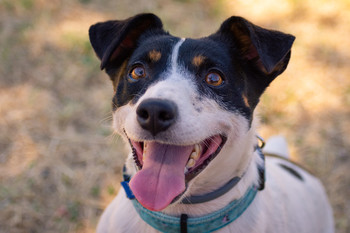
[263,135,290,158]
[97,40,334,233]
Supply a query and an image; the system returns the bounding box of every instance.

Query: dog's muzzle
[127,98,228,211]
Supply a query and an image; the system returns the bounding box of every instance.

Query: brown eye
[129,66,146,81]
[205,72,223,86]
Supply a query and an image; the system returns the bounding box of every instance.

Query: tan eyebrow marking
[242,93,250,107]
[148,50,162,62]
[192,55,206,67]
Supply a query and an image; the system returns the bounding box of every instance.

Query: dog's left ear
[213,16,295,109]
[217,16,295,80]
[89,13,164,71]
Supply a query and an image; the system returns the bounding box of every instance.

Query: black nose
[136,98,178,136]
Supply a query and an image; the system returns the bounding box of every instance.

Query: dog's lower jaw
[124,120,260,216]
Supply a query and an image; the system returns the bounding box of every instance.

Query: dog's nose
[136,98,178,136]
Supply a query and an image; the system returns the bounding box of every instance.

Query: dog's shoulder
[264,157,334,233]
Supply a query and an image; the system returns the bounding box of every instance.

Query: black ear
[89,13,163,71]
[218,16,295,78]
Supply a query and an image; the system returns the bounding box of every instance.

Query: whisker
[210,136,222,147]
[99,111,113,124]
[106,131,121,144]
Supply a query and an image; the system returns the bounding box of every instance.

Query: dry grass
[0,0,349,232]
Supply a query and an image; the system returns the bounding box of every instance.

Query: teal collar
[120,144,265,233]
[125,184,258,233]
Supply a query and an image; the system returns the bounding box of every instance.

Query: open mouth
[126,134,226,211]
[130,135,226,181]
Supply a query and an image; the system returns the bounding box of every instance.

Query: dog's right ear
[217,16,295,78]
[89,13,163,71]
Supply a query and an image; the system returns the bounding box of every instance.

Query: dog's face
[89,14,294,211]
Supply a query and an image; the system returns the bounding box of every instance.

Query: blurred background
[0,0,349,232]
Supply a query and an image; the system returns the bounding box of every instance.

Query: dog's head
[89,13,295,211]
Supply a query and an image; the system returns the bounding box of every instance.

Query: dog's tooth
[186,159,195,168]
[196,144,202,155]
[195,144,200,153]
[143,142,147,155]
[142,150,146,162]
[190,144,201,160]
[184,167,188,174]
[190,151,200,160]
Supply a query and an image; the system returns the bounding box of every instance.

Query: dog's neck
[125,120,261,217]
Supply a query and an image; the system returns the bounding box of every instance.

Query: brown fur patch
[242,93,250,107]
[113,61,128,91]
[230,23,268,74]
[148,50,161,62]
[192,55,206,67]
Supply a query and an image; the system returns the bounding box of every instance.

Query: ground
[0,0,349,232]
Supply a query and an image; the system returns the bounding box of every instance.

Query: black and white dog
[89,14,334,233]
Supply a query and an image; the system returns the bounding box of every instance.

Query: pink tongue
[129,142,193,211]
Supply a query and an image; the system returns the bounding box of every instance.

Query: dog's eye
[129,66,146,81]
[205,72,223,86]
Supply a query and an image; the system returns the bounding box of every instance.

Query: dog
[89,13,334,233]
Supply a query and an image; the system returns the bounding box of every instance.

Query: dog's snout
[136,99,178,136]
